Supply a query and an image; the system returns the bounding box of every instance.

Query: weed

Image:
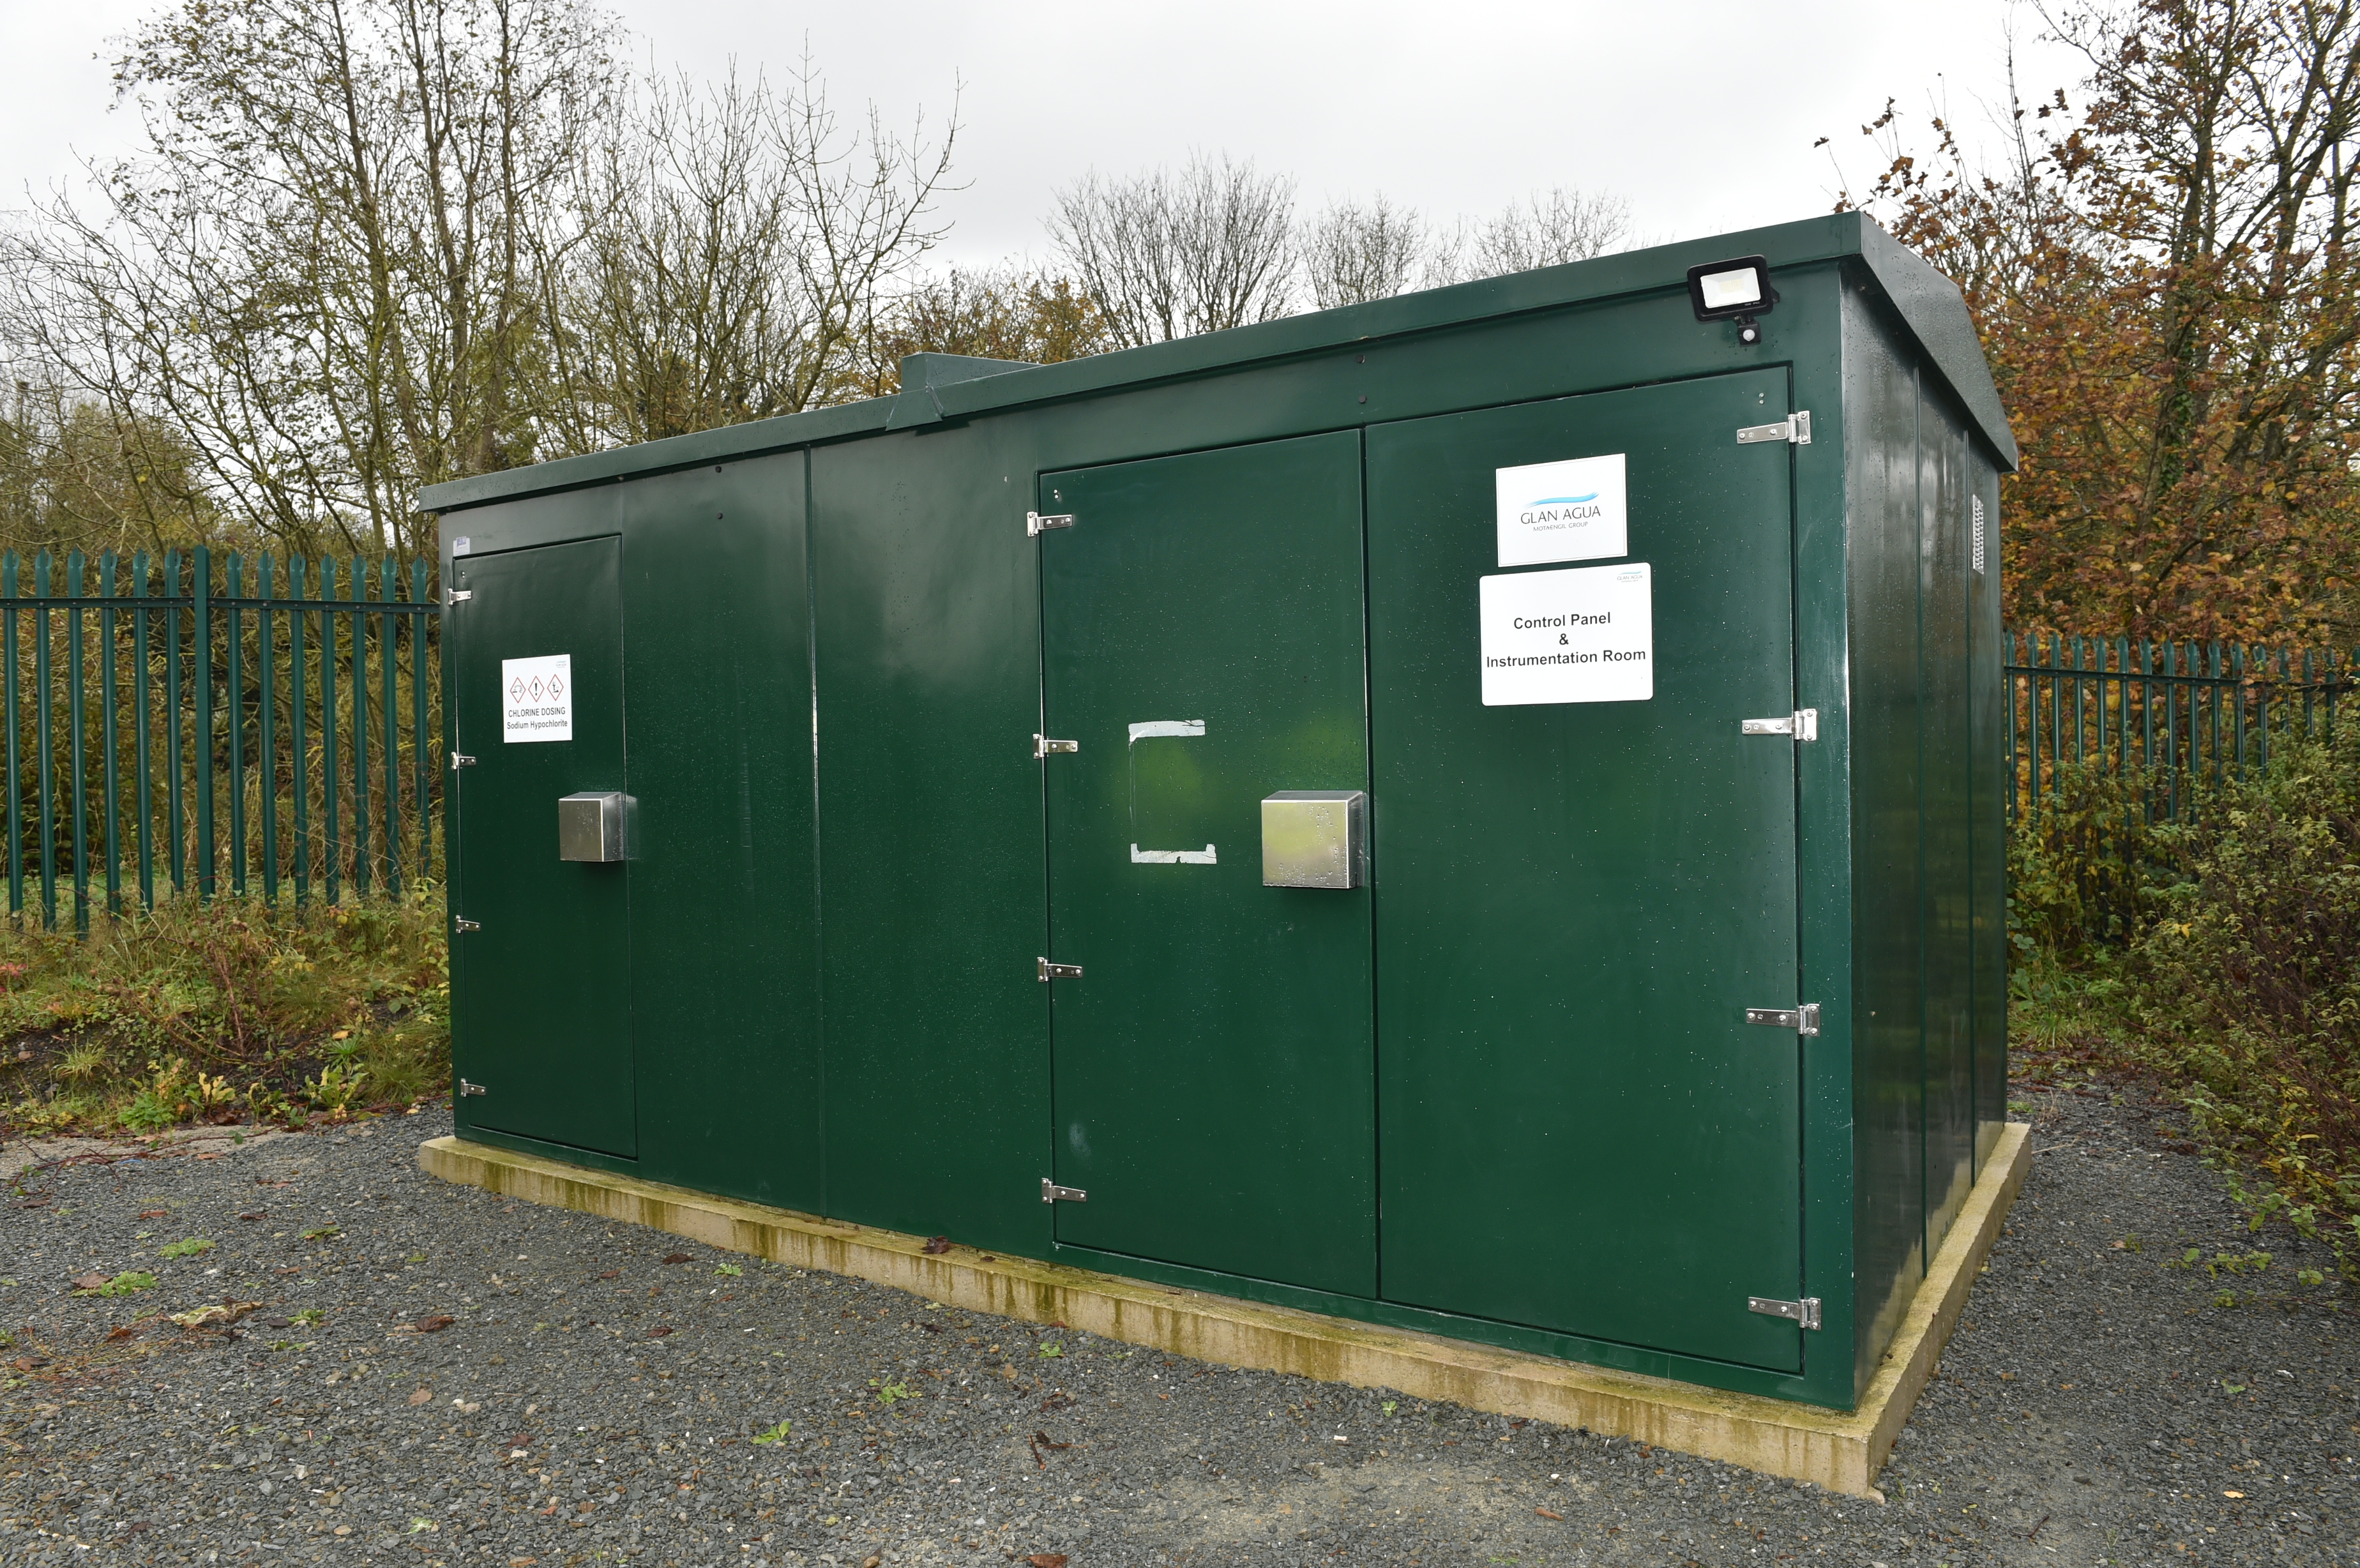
[751,1421,792,1445]
[157,1238,214,1258]
[76,1271,156,1297]
[301,1226,340,1242]
[870,1379,918,1405]
[1036,1342,1063,1359]
[290,1308,324,1325]
[714,1262,743,1278]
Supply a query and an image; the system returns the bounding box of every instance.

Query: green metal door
[450,536,635,1157]
[1367,370,1806,1371]
[1040,432,1375,1297]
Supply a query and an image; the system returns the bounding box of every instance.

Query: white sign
[1479,564,1653,706]
[502,654,573,742]
[1494,453,1628,567]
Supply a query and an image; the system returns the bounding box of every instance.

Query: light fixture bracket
[1687,255,1780,324]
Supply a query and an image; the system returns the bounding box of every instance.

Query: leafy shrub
[0,887,448,1134]
[2008,758,2168,958]
[2130,728,2360,1270]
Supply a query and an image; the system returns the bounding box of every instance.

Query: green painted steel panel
[620,455,821,1210]
[1846,300,1930,1386]
[1970,463,2010,1165]
[449,536,635,1157]
[811,430,1052,1253]
[1366,371,1805,1373]
[1921,391,1976,1242]
[1040,433,1375,1297]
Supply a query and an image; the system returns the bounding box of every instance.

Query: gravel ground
[1,1083,2354,1567]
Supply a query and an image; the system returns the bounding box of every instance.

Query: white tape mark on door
[1478,564,1653,706]
[502,654,573,742]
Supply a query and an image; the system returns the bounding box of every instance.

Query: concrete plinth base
[420,1120,2028,1498]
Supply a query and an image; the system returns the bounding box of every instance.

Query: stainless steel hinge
[1740,708,1819,741]
[448,589,472,605]
[455,917,481,933]
[1748,1295,1822,1329]
[450,752,476,770]
[1736,411,1812,446]
[1745,1003,1822,1036]
[1034,734,1078,759]
[1027,511,1075,538]
[1038,957,1082,981]
[458,1078,487,1097]
[1041,1178,1087,1203]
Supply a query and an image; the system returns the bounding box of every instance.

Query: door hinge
[1745,1003,1821,1036]
[455,917,481,933]
[1027,511,1075,538]
[1033,734,1079,759]
[1737,411,1812,446]
[450,752,476,770]
[1041,1178,1087,1204]
[1739,708,1819,741]
[1748,1295,1822,1329]
[448,589,472,605]
[458,1078,487,1097]
[1038,957,1082,981]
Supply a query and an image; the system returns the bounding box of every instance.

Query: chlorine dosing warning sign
[1478,564,1653,706]
[502,654,573,741]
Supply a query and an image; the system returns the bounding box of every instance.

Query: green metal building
[418,211,2013,1412]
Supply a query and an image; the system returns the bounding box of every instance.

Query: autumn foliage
[1843,0,2360,644]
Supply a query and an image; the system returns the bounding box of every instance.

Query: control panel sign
[1478,564,1653,706]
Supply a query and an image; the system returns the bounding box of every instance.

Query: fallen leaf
[105,1325,134,1342]
[70,1273,109,1291]
[409,1387,434,1406]
[1537,1507,1564,1521]
[2225,1489,2245,1498]
[139,1209,171,1219]
[508,1559,539,1567]
[261,1317,292,1329]
[169,1301,261,1329]
[1025,1556,1068,1568]
[194,1152,219,1161]
[662,1253,692,1265]
[922,1235,952,1255]
[412,1315,457,1334]
[452,1399,481,1415]
[597,1270,619,1280]
[648,1325,674,1338]
[239,1212,264,1222]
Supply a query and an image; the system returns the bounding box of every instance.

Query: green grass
[0,887,447,1136]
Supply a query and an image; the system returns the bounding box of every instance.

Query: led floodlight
[1686,255,1779,344]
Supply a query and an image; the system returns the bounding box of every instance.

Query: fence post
[352,559,371,896]
[194,547,216,900]
[411,557,432,886]
[322,557,340,906]
[291,557,310,906]
[259,554,278,904]
[36,551,56,930]
[133,552,153,910]
[100,552,121,918]
[226,552,246,899]
[4,554,19,919]
[381,553,400,896]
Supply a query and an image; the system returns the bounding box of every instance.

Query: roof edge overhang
[419,211,2015,516]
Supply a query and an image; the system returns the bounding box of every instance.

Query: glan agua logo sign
[1520,490,1603,527]
[1495,453,1628,567]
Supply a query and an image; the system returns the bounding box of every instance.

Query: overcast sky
[3,0,2090,270]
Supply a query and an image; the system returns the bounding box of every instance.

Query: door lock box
[1261,790,1366,889]
[557,792,630,863]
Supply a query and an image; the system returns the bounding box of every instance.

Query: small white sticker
[1479,564,1653,706]
[502,654,573,743]
[1494,453,1628,567]
[451,536,471,557]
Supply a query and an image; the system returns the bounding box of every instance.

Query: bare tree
[1047,151,1296,347]
[0,0,957,556]
[552,61,958,448]
[1302,193,1441,308]
[1451,187,1634,280]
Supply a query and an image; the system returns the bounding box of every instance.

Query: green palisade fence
[2007,632,2354,822]
[1,548,442,930]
